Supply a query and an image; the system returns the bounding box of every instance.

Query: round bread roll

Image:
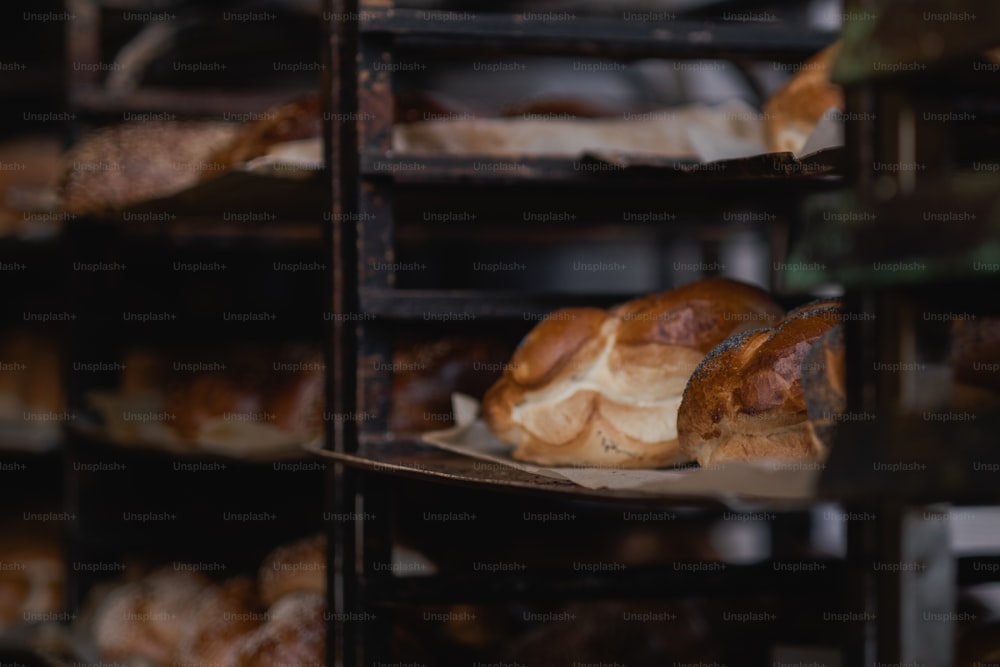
[234,591,325,667]
[258,534,326,608]
[763,42,843,155]
[93,568,209,664]
[678,300,842,467]
[61,121,239,217]
[175,577,264,667]
[482,278,784,468]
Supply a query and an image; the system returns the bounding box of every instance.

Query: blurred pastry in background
[175,577,264,667]
[0,532,64,630]
[0,135,63,237]
[0,328,65,451]
[60,121,239,217]
[763,41,843,155]
[258,533,326,607]
[234,591,325,667]
[87,342,324,457]
[391,336,513,434]
[93,568,210,665]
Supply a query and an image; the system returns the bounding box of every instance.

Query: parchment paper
[421,394,823,501]
[395,99,770,161]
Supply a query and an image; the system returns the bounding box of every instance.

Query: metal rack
[64,0,323,117]
[321,1,870,665]
[0,0,330,628]
[782,0,1000,664]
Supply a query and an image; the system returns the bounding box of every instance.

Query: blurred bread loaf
[763,42,843,155]
[258,534,326,608]
[0,534,64,629]
[390,337,512,433]
[61,121,238,217]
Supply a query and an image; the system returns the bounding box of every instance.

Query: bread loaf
[121,343,325,446]
[390,337,512,433]
[175,577,263,667]
[61,121,238,217]
[258,534,326,608]
[234,591,326,667]
[677,300,842,466]
[93,569,209,664]
[482,279,784,468]
[763,42,843,155]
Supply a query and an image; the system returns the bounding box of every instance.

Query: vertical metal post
[325,0,361,664]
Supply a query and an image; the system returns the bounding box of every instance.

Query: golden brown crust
[763,42,844,154]
[258,534,326,608]
[613,279,785,351]
[677,302,842,466]
[509,309,610,387]
[482,279,784,468]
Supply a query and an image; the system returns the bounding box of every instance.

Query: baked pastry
[482,279,784,468]
[234,591,326,667]
[61,121,239,216]
[258,534,326,608]
[93,568,209,664]
[0,536,64,629]
[677,300,842,466]
[763,42,843,155]
[0,328,64,424]
[164,347,324,443]
[390,337,512,433]
[175,577,264,667]
[204,95,322,174]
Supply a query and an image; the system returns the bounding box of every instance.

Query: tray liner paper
[420,394,821,501]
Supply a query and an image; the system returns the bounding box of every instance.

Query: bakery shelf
[361,559,846,604]
[315,440,822,510]
[361,9,837,60]
[361,149,843,186]
[323,0,956,662]
[358,287,629,318]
